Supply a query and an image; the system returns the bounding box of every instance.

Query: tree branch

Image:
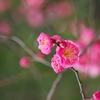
[46,73,63,100]
[70,67,86,100]
[0,34,51,67]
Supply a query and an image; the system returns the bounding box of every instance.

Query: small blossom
[56,40,79,68]
[93,91,100,100]
[51,54,64,73]
[37,32,53,54]
[37,52,44,58]
[19,56,31,68]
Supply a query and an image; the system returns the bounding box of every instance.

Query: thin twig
[0,71,28,87]
[70,67,86,100]
[11,35,51,67]
[0,34,51,67]
[46,73,63,100]
[0,34,99,100]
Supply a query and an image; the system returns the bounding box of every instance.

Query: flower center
[64,49,71,58]
[54,61,59,69]
[41,38,47,45]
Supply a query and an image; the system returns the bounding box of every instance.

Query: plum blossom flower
[19,56,31,68]
[37,33,80,73]
[51,54,64,73]
[56,40,79,68]
[37,32,53,54]
[93,91,100,100]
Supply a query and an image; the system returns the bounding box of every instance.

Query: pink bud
[37,52,44,58]
[93,91,100,100]
[19,56,31,68]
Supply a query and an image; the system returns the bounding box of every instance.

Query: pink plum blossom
[56,40,79,68]
[51,54,64,73]
[37,32,53,54]
[19,56,31,68]
[93,91,100,100]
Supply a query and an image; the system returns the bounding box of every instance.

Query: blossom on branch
[37,32,80,73]
[37,32,53,54]
[56,40,79,68]
[19,56,31,68]
[51,54,64,73]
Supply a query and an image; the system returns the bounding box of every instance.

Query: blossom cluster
[71,22,100,78]
[37,32,79,73]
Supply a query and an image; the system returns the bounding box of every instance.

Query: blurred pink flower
[0,0,11,13]
[56,40,79,68]
[87,64,100,78]
[19,56,31,68]
[55,2,74,18]
[26,9,44,27]
[74,41,100,78]
[51,54,64,73]
[37,32,53,54]
[46,2,74,18]
[25,0,45,9]
[74,53,88,71]
[93,91,100,100]
[37,52,44,58]
[79,25,94,45]
[0,20,12,34]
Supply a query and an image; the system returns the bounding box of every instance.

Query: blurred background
[0,0,100,100]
